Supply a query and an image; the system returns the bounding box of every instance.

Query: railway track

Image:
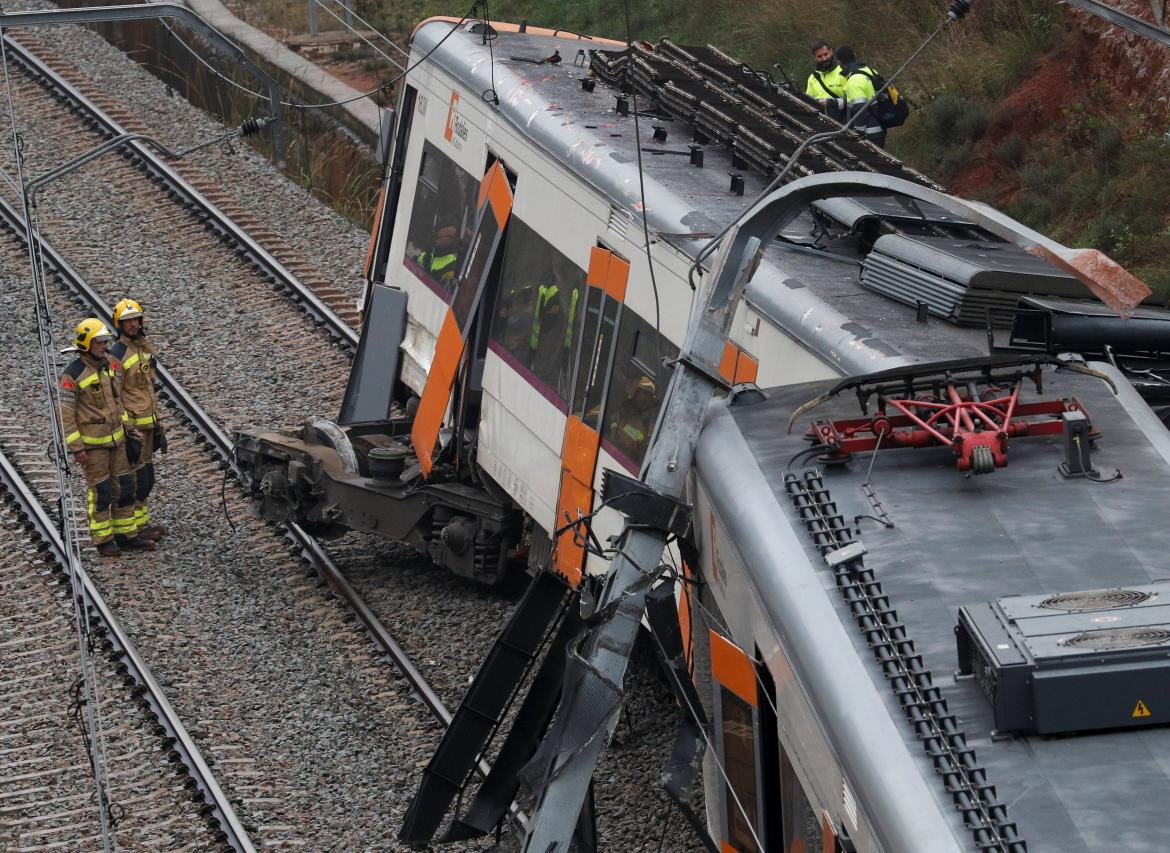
[0,29,529,846]
[0,426,248,851]
[0,18,707,850]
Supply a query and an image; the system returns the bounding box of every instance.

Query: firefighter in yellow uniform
[109,298,166,541]
[60,318,154,556]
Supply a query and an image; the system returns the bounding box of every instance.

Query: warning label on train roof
[1133,700,1152,718]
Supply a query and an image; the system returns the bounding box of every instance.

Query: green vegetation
[233,0,1169,291]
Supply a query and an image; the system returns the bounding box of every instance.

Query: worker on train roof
[837,45,888,148]
[110,298,167,545]
[59,317,154,557]
[805,40,846,121]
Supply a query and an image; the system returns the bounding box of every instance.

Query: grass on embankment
[236,0,1168,293]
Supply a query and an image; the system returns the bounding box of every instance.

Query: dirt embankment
[951,3,1170,199]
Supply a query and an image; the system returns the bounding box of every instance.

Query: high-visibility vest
[529,284,580,351]
[418,251,458,276]
[110,336,159,427]
[805,66,845,100]
[842,65,884,136]
[60,353,125,451]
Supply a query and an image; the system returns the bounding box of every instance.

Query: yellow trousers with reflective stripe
[80,445,133,545]
[128,428,155,534]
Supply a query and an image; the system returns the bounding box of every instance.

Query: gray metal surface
[695,404,966,853]
[1064,0,1170,48]
[520,224,757,852]
[958,581,1170,734]
[813,195,977,230]
[722,364,1170,852]
[414,24,1143,374]
[339,283,406,423]
[861,235,1083,326]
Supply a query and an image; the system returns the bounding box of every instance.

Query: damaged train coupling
[233,418,524,584]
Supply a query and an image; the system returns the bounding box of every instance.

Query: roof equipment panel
[860,235,1084,326]
[957,581,1170,735]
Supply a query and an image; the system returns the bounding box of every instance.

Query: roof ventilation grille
[1060,627,1170,651]
[607,204,634,239]
[1040,588,1152,612]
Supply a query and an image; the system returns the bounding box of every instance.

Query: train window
[488,217,587,404]
[721,687,761,853]
[599,312,676,471]
[403,140,478,295]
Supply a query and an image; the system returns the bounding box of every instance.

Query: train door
[364,83,418,294]
[411,157,514,476]
[710,629,766,852]
[710,631,834,853]
[549,245,628,585]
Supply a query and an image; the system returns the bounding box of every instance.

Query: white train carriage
[238,15,1170,853]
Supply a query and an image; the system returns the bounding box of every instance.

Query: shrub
[1093,125,1123,167]
[994,132,1027,167]
[924,94,966,146]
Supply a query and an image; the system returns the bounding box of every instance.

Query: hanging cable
[621,0,662,362]
[0,31,118,853]
[156,0,480,111]
[310,0,406,72]
[478,0,500,105]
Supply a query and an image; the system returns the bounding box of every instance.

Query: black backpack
[855,69,910,129]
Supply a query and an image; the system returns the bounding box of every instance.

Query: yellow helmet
[112,298,144,327]
[74,318,114,352]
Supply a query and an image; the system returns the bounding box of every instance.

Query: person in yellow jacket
[60,318,153,556]
[109,298,166,542]
[835,45,887,148]
[805,40,846,121]
[416,224,460,289]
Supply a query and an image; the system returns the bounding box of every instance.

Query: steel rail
[0,182,529,834]
[0,33,359,349]
[0,438,256,852]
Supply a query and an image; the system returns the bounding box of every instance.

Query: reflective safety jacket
[60,351,125,451]
[417,250,459,282]
[805,66,846,103]
[110,335,159,428]
[529,283,579,351]
[842,64,884,138]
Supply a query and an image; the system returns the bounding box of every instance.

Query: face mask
[816,59,835,72]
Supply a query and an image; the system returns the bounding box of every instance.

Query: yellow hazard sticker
[1133,700,1152,718]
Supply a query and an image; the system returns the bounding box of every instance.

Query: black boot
[97,540,121,558]
[115,533,155,551]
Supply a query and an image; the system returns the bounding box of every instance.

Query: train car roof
[409,21,1077,374]
[696,361,1170,852]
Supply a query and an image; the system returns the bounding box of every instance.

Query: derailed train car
[235,15,1170,852]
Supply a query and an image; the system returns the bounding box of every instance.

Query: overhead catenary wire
[310,0,406,73]
[155,0,480,111]
[0,30,118,853]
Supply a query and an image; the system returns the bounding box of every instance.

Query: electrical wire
[311,0,406,73]
[316,0,409,61]
[156,0,480,111]
[478,0,500,106]
[621,0,663,376]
